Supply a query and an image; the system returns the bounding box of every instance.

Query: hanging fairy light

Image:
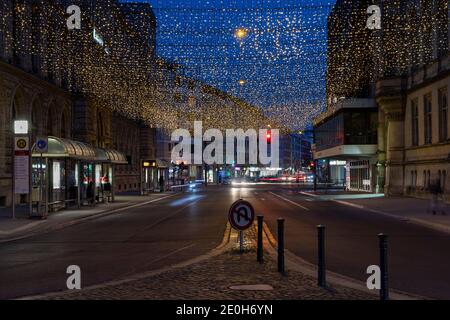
[3,0,447,133]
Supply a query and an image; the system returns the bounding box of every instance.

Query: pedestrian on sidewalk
[437,181,447,215]
[428,179,446,215]
[159,175,164,193]
[87,181,95,206]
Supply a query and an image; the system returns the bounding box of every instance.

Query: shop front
[141,159,170,193]
[31,137,127,216]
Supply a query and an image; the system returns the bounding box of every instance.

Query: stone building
[314,0,449,196]
[375,0,449,197]
[0,0,159,209]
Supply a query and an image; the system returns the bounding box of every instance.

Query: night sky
[120,0,335,130]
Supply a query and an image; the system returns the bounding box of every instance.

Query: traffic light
[266,131,272,145]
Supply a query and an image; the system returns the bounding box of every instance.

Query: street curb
[0,194,178,244]
[0,220,47,236]
[262,222,427,300]
[18,222,233,300]
[334,200,450,235]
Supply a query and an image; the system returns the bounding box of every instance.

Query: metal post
[140,160,143,196]
[313,160,317,192]
[277,218,285,273]
[111,164,115,202]
[239,230,244,253]
[257,215,263,263]
[379,233,389,300]
[39,154,43,215]
[44,157,48,217]
[12,137,15,219]
[77,161,81,209]
[29,137,32,216]
[317,225,326,287]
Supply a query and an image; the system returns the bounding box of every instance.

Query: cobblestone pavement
[42,224,375,300]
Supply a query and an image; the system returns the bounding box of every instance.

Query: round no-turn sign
[228,199,255,231]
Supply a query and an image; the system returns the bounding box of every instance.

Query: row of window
[411,87,448,146]
[410,170,447,190]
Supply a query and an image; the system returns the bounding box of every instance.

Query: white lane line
[299,191,319,198]
[269,192,310,211]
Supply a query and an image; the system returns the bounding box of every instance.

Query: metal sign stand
[12,138,15,219]
[39,153,43,216]
[239,231,244,253]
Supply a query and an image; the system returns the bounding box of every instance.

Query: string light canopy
[4,0,447,133]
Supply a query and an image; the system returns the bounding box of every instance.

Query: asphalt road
[0,189,229,299]
[241,185,450,299]
[1,184,450,299]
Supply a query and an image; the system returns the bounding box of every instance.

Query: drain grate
[229,284,274,291]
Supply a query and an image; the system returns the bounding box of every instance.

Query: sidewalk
[300,190,384,201]
[302,190,450,234]
[29,223,375,300]
[0,192,176,242]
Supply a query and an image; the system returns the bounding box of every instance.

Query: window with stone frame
[424,94,432,144]
[411,98,419,146]
[438,87,448,142]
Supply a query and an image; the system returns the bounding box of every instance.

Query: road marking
[0,194,179,244]
[269,192,310,211]
[126,197,203,241]
[299,191,319,197]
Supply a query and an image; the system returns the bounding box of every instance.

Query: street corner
[36,219,374,301]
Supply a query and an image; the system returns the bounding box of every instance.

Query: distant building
[279,133,312,173]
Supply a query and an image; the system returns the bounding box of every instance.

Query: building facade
[314,0,449,195]
[0,0,159,210]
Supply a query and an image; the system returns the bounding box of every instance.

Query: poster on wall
[53,161,61,190]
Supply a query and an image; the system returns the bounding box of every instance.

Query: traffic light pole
[313,160,317,192]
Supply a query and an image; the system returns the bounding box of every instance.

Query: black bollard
[277,218,285,273]
[317,225,326,287]
[378,233,389,300]
[257,215,264,263]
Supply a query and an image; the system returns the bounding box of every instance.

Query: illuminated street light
[234,28,248,40]
[238,79,246,86]
[14,120,29,134]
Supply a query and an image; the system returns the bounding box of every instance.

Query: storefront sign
[330,160,346,166]
[143,160,156,168]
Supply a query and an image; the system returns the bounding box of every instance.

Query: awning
[103,148,128,164]
[32,136,128,164]
[32,137,96,160]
